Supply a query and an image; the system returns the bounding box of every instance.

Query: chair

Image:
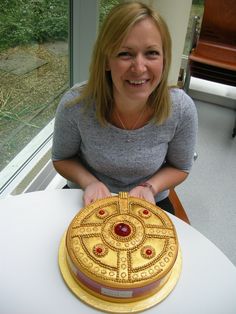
[168,152,199,225]
[169,188,191,224]
[184,0,236,137]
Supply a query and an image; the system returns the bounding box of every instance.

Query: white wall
[137,0,192,85]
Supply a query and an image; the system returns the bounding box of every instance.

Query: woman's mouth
[127,79,148,86]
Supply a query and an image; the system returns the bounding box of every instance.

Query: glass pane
[99,0,122,25]
[183,0,204,55]
[0,0,69,172]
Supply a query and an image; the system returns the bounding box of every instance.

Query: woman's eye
[117,51,132,58]
[146,50,160,58]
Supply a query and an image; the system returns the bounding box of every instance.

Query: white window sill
[0,119,55,198]
[189,77,236,109]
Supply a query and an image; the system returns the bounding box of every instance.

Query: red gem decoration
[114,223,131,237]
[93,244,108,257]
[96,208,108,219]
[96,247,103,254]
[139,208,151,218]
[146,249,152,255]
[141,246,155,259]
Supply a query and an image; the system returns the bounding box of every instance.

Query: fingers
[83,183,156,207]
[83,195,94,206]
[129,186,155,204]
[83,181,111,206]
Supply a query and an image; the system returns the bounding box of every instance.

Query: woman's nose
[131,55,147,73]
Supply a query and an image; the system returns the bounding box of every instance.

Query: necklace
[115,106,146,131]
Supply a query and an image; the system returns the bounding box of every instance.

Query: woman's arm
[146,166,188,194]
[53,159,98,188]
[53,159,111,205]
[129,166,188,204]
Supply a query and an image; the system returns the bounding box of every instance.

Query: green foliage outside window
[192,0,204,5]
[0,0,123,52]
[0,0,68,52]
[99,0,121,25]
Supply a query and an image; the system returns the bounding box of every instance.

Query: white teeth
[129,80,146,85]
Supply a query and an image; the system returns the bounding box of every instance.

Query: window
[183,0,204,56]
[0,0,69,172]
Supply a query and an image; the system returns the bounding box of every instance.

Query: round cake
[65,192,179,303]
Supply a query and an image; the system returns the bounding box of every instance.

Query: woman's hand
[83,181,111,206]
[129,186,155,204]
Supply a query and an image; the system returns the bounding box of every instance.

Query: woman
[52,1,198,214]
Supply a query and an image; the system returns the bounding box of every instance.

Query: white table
[0,189,236,314]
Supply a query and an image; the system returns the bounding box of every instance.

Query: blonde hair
[73,1,172,125]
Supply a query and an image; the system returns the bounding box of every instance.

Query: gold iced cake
[65,192,179,303]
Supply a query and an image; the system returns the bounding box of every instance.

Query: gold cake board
[58,234,182,313]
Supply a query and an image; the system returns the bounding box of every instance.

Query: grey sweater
[52,87,198,202]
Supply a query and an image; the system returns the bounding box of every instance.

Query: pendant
[126,136,135,143]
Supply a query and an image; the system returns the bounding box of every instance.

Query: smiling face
[107,17,164,109]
